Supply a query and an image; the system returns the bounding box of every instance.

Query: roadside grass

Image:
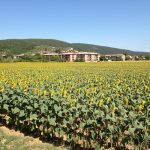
[0,126,68,150]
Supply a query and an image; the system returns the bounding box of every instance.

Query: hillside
[0,39,149,55]
[72,43,150,55]
[0,39,71,54]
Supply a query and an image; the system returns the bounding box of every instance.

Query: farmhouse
[104,54,125,61]
[14,54,25,59]
[0,54,6,60]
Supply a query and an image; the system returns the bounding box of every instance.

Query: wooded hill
[0,39,149,56]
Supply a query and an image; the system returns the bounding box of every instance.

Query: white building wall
[68,54,78,62]
[122,55,125,61]
[91,54,99,62]
[91,55,95,62]
[73,54,77,61]
[70,55,73,62]
[84,54,89,62]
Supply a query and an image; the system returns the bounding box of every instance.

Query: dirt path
[0,126,68,150]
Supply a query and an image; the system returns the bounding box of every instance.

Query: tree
[145,55,150,60]
[99,56,106,61]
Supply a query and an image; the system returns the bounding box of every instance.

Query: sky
[0,0,150,52]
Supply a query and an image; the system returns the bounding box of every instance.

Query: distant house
[14,54,25,59]
[132,55,146,61]
[0,54,6,60]
[61,52,100,62]
[139,56,146,60]
[104,54,125,61]
[125,55,133,61]
[42,51,100,62]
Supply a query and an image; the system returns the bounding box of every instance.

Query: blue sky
[0,0,150,52]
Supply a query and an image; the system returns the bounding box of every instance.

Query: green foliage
[49,56,64,62]
[99,56,107,61]
[17,54,48,62]
[145,55,150,60]
[0,39,71,54]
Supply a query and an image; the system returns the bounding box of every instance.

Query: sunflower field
[0,62,150,149]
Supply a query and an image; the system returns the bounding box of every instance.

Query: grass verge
[0,126,68,150]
